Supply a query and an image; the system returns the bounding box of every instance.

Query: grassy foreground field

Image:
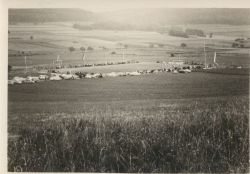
[8,96,249,172]
[8,72,249,172]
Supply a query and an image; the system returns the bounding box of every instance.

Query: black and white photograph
[2,0,250,173]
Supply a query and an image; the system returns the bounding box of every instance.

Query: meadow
[8,72,249,172]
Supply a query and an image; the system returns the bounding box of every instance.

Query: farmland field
[8,21,250,173]
[8,23,250,68]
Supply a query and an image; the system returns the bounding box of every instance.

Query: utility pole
[83,51,87,65]
[82,51,85,65]
[122,49,125,63]
[24,56,27,73]
[204,39,207,69]
[104,50,107,64]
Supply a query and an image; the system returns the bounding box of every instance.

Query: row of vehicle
[8,74,79,84]
[8,67,192,85]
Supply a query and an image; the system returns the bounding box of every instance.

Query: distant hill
[98,8,250,28]
[9,8,250,28]
[9,8,94,23]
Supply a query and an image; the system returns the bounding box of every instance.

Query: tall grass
[8,97,249,172]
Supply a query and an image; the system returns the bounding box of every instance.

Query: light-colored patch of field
[58,62,166,73]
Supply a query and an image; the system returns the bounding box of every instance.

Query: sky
[3,0,250,12]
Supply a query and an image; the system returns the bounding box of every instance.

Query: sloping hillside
[98,8,250,27]
[9,8,250,30]
[9,8,95,23]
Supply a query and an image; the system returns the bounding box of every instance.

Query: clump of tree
[69,46,75,53]
[232,43,239,48]
[87,46,94,51]
[180,43,187,48]
[185,28,205,37]
[169,27,188,38]
[170,53,175,57]
[111,51,116,55]
[232,38,250,48]
[30,36,34,40]
[235,38,245,42]
[209,33,213,38]
[80,47,85,52]
[169,27,206,38]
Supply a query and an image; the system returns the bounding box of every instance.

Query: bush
[69,47,75,53]
[80,47,85,52]
[185,28,205,37]
[180,43,187,48]
[87,46,94,51]
[209,33,213,38]
[169,29,188,38]
[235,38,244,42]
[232,43,239,48]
